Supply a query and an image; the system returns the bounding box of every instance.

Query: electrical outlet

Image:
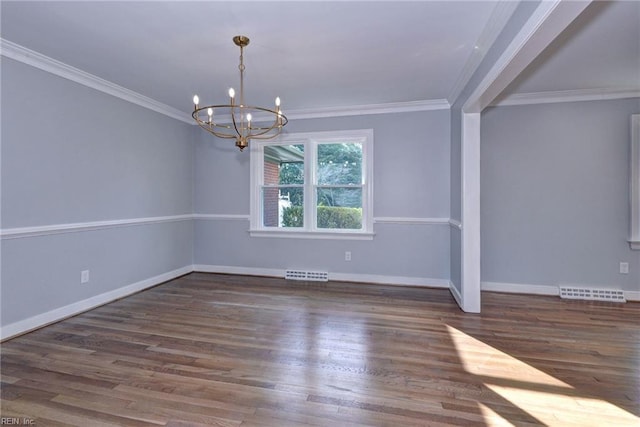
[619,262,629,274]
[345,251,351,261]
[81,270,90,283]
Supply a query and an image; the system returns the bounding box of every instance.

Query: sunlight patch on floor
[477,402,515,426]
[447,325,639,426]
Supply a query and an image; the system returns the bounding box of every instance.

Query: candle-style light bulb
[207,108,213,123]
[228,88,235,99]
[275,97,281,107]
[193,95,199,106]
[247,113,252,128]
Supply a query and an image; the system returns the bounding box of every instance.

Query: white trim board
[463,0,593,113]
[448,0,519,104]
[195,215,460,227]
[449,283,463,308]
[374,217,450,226]
[285,99,450,120]
[630,114,640,250]
[0,266,193,341]
[0,214,193,240]
[481,281,558,296]
[193,214,250,221]
[1,214,461,240]
[491,88,640,107]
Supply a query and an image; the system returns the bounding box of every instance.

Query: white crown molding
[1,38,192,124]
[448,0,520,104]
[491,88,640,107]
[6,38,633,124]
[218,99,450,123]
[283,99,450,120]
[1,38,448,124]
[0,214,193,240]
[1,265,193,341]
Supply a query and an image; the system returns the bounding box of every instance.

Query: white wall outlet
[619,262,629,274]
[81,270,90,283]
[345,251,352,261]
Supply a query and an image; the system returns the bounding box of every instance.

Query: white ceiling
[1,1,638,115]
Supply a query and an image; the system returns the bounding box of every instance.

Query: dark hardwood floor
[1,273,638,426]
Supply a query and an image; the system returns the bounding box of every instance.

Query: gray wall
[194,110,452,283]
[481,98,640,291]
[1,58,194,327]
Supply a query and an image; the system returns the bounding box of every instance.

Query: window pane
[264,144,304,185]
[317,143,362,185]
[316,187,362,229]
[262,186,303,228]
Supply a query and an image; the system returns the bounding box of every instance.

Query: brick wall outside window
[263,161,280,227]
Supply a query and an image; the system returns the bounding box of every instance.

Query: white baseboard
[481,281,640,302]
[449,283,463,307]
[329,272,450,288]
[193,264,450,288]
[193,264,284,278]
[0,265,193,341]
[481,281,559,296]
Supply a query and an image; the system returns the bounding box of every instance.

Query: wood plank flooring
[1,272,639,426]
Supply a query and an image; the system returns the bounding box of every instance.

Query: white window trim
[249,129,374,240]
[630,114,640,250]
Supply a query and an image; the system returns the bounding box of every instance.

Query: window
[250,129,374,239]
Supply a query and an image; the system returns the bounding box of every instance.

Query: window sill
[249,229,375,240]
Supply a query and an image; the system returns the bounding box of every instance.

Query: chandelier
[192,35,288,151]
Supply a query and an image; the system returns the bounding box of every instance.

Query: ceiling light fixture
[191,35,288,151]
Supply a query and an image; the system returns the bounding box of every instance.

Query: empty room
[1,0,639,425]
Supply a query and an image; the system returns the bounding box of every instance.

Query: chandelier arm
[245,121,285,137]
[198,122,237,138]
[230,105,243,139]
[192,107,238,138]
[196,123,238,139]
[244,116,288,136]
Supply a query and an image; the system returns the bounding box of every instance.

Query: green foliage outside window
[282,206,362,229]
